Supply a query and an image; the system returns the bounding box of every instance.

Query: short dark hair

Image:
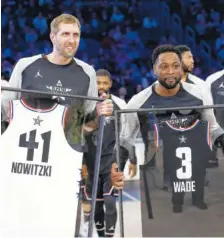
[175,45,191,54]
[96,69,112,80]
[152,44,182,65]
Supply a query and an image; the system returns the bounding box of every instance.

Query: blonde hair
[50,14,81,34]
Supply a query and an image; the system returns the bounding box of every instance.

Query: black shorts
[83,173,118,201]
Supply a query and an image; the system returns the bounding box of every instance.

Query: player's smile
[66,46,74,50]
[165,77,177,84]
[65,44,75,51]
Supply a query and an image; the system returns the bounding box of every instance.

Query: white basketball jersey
[0,100,83,238]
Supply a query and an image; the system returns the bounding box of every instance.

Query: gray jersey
[206,70,224,129]
[125,82,224,149]
[186,73,205,86]
[1,54,98,121]
[84,95,127,173]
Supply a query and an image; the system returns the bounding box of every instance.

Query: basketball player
[170,45,218,170]
[1,13,124,191]
[154,45,205,86]
[174,45,206,85]
[0,99,83,237]
[206,69,224,153]
[1,14,113,138]
[144,45,209,170]
[176,44,219,171]
[124,45,224,210]
[81,69,137,237]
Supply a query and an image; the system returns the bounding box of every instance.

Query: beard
[182,63,193,73]
[56,44,77,59]
[62,52,76,58]
[158,76,181,89]
[61,49,77,58]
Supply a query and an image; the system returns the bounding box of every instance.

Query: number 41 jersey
[0,100,83,238]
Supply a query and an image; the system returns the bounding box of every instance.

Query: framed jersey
[139,119,224,237]
[155,120,213,207]
[0,99,83,238]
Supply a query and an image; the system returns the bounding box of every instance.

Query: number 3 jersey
[154,120,214,193]
[0,99,83,238]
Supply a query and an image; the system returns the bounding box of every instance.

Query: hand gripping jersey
[0,100,83,238]
[154,120,213,203]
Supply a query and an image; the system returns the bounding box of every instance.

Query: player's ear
[178,64,184,77]
[153,64,157,75]
[50,32,55,44]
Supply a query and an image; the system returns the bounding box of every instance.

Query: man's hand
[128,162,137,178]
[96,93,113,116]
[111,163,124,190]
[81,164,88,179]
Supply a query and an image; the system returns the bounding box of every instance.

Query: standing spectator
[24,27,38,44]
[142,16,158,29]
[195,12,207,36]
[90,12,99,29]
[110,6,125,23]
[109,25,122,42]
[33,12,48,35]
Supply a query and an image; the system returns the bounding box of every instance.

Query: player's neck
[47,52,73,65]
[155,83,181,97]
[181,72,189,82]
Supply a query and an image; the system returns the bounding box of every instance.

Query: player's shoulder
[16,54,42,66]
[182,82,203,99]
[111,95,126,109]
[1,80,9,87]
[11,54,42,75]
[127,85,153,109]
[73,57,95,76]
[206,69,224,84]
[188,73,205,85]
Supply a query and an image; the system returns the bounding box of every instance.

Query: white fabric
[0,100,83,238]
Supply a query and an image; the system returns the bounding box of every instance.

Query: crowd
[167,0,224,66]
[1,0,224,100]
[1,2,224,236]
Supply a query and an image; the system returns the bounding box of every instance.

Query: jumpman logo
[219,82,224,88]
[34,70,43,78]
[109,226,115,231]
